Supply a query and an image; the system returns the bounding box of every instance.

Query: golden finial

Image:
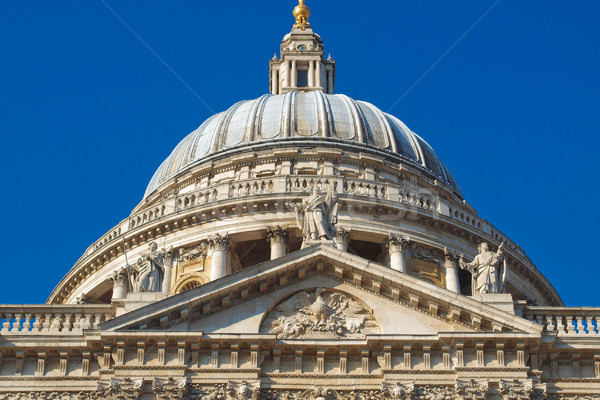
[293,0,311,30]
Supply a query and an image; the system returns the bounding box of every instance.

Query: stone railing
[523,307,600,336]
[229,178,276,198]
[93,226,122,251]
[399,188,438,211]
[176,188,219,210]
[129,205,166,229]
[448,205,481,229]
[286,176,341,193]
[0,305,114,335]
[343,178,388,199]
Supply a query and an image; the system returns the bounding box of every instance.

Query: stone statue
[128,242,165,292]
[459,242,506,294]
[293,186,338,241]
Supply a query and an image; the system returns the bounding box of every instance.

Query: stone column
[327,68,334,94]
[334,227,351,252]
[209,234,231,281]
[444,248,461,294]
[386,235,409,273]
[271,69,279,94]
[109,268,128,301]
[161,248,175,296]
[316,60,322,88]
[291,60,297,87]
[267,226,289,260]
[308,61,315,87]
[284,60,291,88]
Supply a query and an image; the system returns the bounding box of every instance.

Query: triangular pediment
[100,244,542,338]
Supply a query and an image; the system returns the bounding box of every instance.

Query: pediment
[100,244,542,337]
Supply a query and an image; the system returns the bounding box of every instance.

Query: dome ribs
[338,94,366,144]
[142,94,463,199]
[245,94,270,144]
[314,91,329,137]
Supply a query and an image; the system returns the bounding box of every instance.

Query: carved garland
[0,380,568,400]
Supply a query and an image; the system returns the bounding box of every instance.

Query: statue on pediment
[261,288,378,339]
[128,242,165,292]
[459,242,507,294]
[293,186,338,242]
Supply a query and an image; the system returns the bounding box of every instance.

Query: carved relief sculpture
[261,288,378,339]
[178,242,209,263]
[459,242,507,294]
[293,186,338,242]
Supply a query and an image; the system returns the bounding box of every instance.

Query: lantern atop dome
[269,1,336,94]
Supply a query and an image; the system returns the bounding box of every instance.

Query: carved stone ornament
[208,233,231,252]
[154,377,189,400]
[380,382,415,399]
[178,241,209,262]
[96,378,144,400]
[75,292,92,305]
[334,227,351,242]
[251,385,463,400]
[409,242,443,264]
[267,226,290,244]
[188,381,260,400]
[454,379,489,400]
[412,385,455,400]
[386,235,410,252]
[260,288,379,339]
[0,385,579,400]
[499,380,533,400]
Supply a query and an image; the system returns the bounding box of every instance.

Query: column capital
[108,267,128,285]
[386,234,409,252]
[208,233,231,252]
[267,226,290,244]
[444,247,459,264]
[334,227,351,243]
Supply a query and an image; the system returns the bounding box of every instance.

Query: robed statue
[128,242,165,292]
[293,186,338,241]
[459,242,507,295]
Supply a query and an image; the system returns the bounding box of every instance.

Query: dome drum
[48,141,561,307]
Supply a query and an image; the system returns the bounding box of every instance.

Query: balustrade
[229,179,275,198]
[400,190,437,211]
[177,189,219,210]
[523,307,600,336]
[0,306,113,335]
[287,176,339,193]
[343,179,388,199]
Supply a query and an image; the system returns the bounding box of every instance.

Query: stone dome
[144,92,462,199]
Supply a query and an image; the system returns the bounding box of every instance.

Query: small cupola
[269,0,336,94]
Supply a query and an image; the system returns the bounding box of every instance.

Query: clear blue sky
[0,1,598,306]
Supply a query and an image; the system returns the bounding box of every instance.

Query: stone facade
[1,2,598,399]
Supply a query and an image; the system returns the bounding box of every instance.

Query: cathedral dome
[144,92,462,199]
[47,1,563,310]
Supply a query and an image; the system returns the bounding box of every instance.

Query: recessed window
[297,70,308,87]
